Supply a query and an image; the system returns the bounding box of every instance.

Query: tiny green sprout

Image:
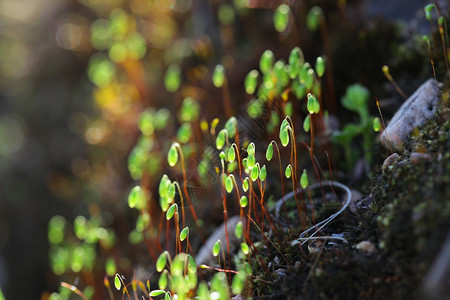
[242,177,249,192]
[307,93,317,114]
[180,97,200,122]
[177,123,192,144]
[315,56,326,77]
[156,251,168,272]
[300,169,308,189]
[259,165,267,181]
[106,257,116,276]
[225,116,237,138]
[216,129,228,150]
[280,127,290,147]
[295,83,306,99]
[114,274,121,290]
[228,146,236,162]
[382,65,389,76]
[247,153,256,168]
[166,203,178,220]
[219,151,226,161]
[213,64,225,88]
[438,16,444,26]
[164,64,181,92]
[305,68,315,89]
[167,143,179,167]
[284,102,293,116]
[289,47,304,78]
[167,183,176,202]
[128,185,144,209]
[240,195,248,208]
[212,239,221,257]
[241,242,250,255]
[285,165,292,178]
[373,117,381,132]
[424,4,436,21]
[235,221,243,239]
[245,70,259,94]
[266,142,274,161]
[225,175,234,193]
[150,290,166,297]
[274,4,290,32]
[159,174,170,198]
[307,6,323,32]
[180,227,189,241]
[299,62,311,83]
[260,50,275,74]
[250,163,259,181]
[158,270,168,290]
[303,115,311,132]
[232,272,246,294]
[247,142,255,155]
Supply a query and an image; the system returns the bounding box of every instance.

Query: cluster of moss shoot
[44,2,450,300]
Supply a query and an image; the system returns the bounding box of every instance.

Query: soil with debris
[249,94,450,299]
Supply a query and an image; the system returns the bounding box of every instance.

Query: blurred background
[0,0,443,299]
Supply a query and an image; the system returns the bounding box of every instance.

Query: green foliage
[274,4,290,32]
[165,64,182,92]
[307,6,323,31]
[213,64,226,88]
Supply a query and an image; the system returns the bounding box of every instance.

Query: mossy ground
[251,91,450,299]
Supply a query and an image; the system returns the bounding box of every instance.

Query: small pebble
[382,153,401,173]
[381,79,441,151]
[356,240,376,255]
[410,152,432,165]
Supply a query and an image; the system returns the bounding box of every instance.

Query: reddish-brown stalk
[271,141,290,228]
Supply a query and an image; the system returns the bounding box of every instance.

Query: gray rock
[380,79,441,152]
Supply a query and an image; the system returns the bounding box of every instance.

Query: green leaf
[305,69,315,90]
[341,83,370,116]
[225,117,237,138]
[156,252,167,272]
[266,142,274,161]
[284,102,293,116]
[228,146,236,162]
[213,64,226,88]
[177,123,192,144]
[260,50,275,74]
[212,240,221,257]
[240,196,248,208]
[274,4,290,32]
[259,165,267,181]
[158,270,168,290]
[300,169,308,189]
[424,4,435,21]
[241,242,250,254]
[180,97,200,122]
[303,115,311,132]
[114,274,121,290]
[167,183,176,202]
[164,64,181,92]
[307,6,323,32]
[225,175,234,193]
[315,56,325,77]
[247,153,256,168]
[280,127,289,147]
[128,186,144,209]
[180,227,189,241]
[307,93,316,114]
[245,70,259,94]
[289,47,304,79]
[373,117,381,132]
[235,221,243,239]
[166,203,177,220]
[216,129,228,150]
[150,290,166,297]
[247,98,264,119]
[159,174,170,198]
[167,144,178,167]
[232,272,245,294]
[242,177,249,192]
[285,165,292,178]
[105,257,116,276]
[250,164,259,181]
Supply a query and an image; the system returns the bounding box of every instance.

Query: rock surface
[380,79,441,152]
